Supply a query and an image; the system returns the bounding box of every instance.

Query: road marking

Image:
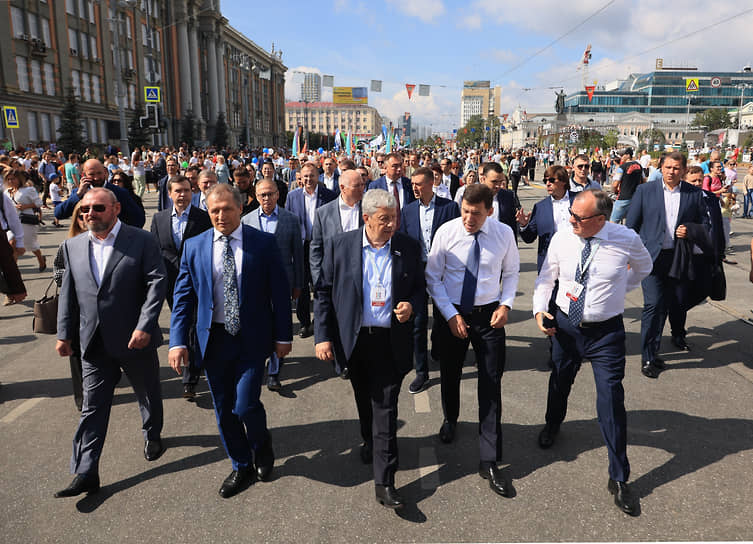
[413,390,430,413]
[418,447,440,489]
[0,397,47,423]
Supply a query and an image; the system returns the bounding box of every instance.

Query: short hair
[362,188,396,215]
[86,187,118,205]
[206,183,242,208]
[339,159,356,170]
[620,148,634,158]
[411,166,434,183]
[544,165,569,184]
[185,165,201,175]
[385,152,403,164]
[233,166,250,179]
[665,151,687,169]
[573,154,589,163]
[462,183,494,209]
[198,170,218,184]
[481,161,504,176]
[300,161,319,174]
[709,160,721,170]
[575,188,613,218]
[167,175,191,192]
[430,164,442,175]
[687,165,703,176]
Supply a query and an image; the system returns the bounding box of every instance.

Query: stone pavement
[1,183,752,543]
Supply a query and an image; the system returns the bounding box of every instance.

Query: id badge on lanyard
[372,282,387,307]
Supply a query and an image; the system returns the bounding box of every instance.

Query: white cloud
[488,49,519,64]
[460,14,481,29]
[386,0,446,23]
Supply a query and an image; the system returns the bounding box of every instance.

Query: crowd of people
[1,140,752,517]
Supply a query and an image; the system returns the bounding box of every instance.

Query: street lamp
[684,96,697,144]
[735,83,751,131]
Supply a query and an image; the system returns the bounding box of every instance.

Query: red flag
[405,84,416,99]
[585,85,595,102]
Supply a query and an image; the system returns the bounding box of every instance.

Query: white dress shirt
[322,175,336,192]
[662,183,681,249]
[199,192,208,211]
[551,192,572,233]
[426,216,520,321]
[89,219,122,286]
[338,196,360,232]
[303,187,318,240]
[386,177,405,209]
[442,173,452,188]
[432,183,451,200]
[211,225,243,325]
[532,221,653,323]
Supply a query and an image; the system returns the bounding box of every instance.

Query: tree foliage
[128,100,152,151]
[57,88,85,154]
[213,112,229,149]
[638,128,666,148]
[457,115,486,147]
[181,110,196,148]
[691,108,733,131]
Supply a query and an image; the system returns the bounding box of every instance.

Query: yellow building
[460,81,501,128]
[285,102,383,138]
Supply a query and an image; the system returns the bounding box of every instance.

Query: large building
[300,72,321,102]
[460,80,501,128]
[0,0,286,152]
[285,101,383,139]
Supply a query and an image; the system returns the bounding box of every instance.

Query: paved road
[1,183,752,543]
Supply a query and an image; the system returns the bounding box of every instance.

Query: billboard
[333,86,368,105]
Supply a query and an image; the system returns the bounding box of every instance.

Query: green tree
[181,109,196,148]
[57,88,85,154]
[457,115,485,147]
[691,108,733,131]
[213,112,228,149]
[638,128,666,148]
[603,129,619,149]
[128,100,152,151]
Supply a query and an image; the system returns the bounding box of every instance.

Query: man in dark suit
[479,162,519,243]
[368,152,416,227]
[191,170,218,211]
[242,178,304,391]
[440,157,461,200]
[399,167,460,393]
[319,156,340,194]
[55,159,145,228]
[285,162,337,338]
[157,156,180,211]
[169,184,292,499]
[54,188,167,498]
[150,175,212,399]
[625,152,710,378]
[314,189,425,509]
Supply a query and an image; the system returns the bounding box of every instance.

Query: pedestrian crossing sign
[685,78,699,92]
[2,106,19,128]
[144,86,161,103]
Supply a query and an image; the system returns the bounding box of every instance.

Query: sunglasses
[569,209,603,222]
[543,177,562,184]
[574,164,590,170]
[80,204,107,213]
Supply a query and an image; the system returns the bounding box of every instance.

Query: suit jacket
[169,225,292,366]
[520,192,576,272]
[150,205,212,306]
[314,229,425,375]
[285,185,337,241]
[157,174,171,212]
[399,196,460,256]
[310,197,363,287]
[319,171,340,195]
[57,223,167,359]
[242,206,304,290]
[447,173,461,200]
[191,192,204,210]
[625,180,709,262]
[496,188,519,243]
[368,176,416,208]
[54,182,146,228]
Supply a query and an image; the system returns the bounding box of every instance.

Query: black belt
[578,314,622,329]
[453,302,498,315]
[360,326,390,335]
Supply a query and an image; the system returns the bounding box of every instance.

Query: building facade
[460,81,501,128]
[300,72,321,102]
[285,102,383,139]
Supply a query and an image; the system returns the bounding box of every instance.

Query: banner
[333,86,368,104]
[405,84,416,99]
[418,84,430,97]
[585,85,595,102]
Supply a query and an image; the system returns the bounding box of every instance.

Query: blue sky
[223,0,753,132]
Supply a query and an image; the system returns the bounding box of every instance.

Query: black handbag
[33,278,58,334]
[19,213,40,225]
[709,262,726,301]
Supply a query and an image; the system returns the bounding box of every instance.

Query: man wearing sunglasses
[570,154,602,193]
[533,189,652,516]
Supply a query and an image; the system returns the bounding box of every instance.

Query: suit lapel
[162,211,178,252]
[98,226,132,291]
[390,237,403,308]
[676,182,690,229]
[541,197,555,234]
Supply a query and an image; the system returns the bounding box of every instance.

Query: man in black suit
[479,162,519,243]
[440,157,461,200]
[399,167,459,393]
[314,188,424,509]
[157,156,179,211]
[368,152,416,228]
[150,175,212,399]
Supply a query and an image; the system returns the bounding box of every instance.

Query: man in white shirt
[320,157,340,193]
[533,189,652,517]
[425,183,519,499]
[570,154,602,193]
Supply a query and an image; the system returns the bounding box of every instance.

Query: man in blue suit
[625,152,709,379]
[169,184,292,498]
[479,162,519,243]
[242,178,304,391]
[368,152,415,227]
[319,156,340,194]
[399,167,460,393]
[190,170,218,211]
[285,162,337,337]
[314,189,425,509]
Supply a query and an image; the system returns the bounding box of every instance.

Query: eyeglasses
[257,192,278,199]
[543,177,562,184]
[574,164,590,170]
[376,160,384,164]
[80,204,107,213]
[568,209,603,222]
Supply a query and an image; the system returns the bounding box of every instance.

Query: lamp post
[735,83,751,130]
[684,96,696,145]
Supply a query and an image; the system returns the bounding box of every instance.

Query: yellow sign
[685,78,699,92]
[2,106,19,128]
[332,87,368,105]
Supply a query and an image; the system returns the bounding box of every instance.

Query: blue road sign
[144,86,161,103]
[3,106,19,129]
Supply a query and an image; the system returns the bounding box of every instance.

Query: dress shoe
[267,374,281,391]
[339,367,350,380]
[218,468,253,498]
[671,336,691,351]
[608,478,640,516]
[255,436,275,482]
[359,442,373,464]
[375,485,405,509]
[408,373,428,394]
[641,361,662,379]
[54,474,100,498]
[438,421,456,444]
[538,423,560,449]
[183,383,196,400]
[650,356,666,369]
[298,324,313,338]
[479,463,515,498]
[144,438,165,461]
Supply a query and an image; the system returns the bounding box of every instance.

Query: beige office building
[285,102,383,138]
[460,80,501,128]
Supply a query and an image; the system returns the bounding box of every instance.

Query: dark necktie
[392,181,401,229]
[222,235,240,335]
[568,237,593,327]
[459,231,481,314]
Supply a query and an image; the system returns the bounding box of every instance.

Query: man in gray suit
[242,178,303,391]
[54,187,167,498]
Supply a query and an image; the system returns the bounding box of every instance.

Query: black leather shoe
[408,373,428,394]
[298,325,313,338]
[183,383,196,400]
[438,421,456,444]
[339,367,350,380]
[218,468,253,498]
[359,442,373,464]
[54,474,100,498]
[608,479,640,516]
[641,361,662,379]
[144,438,165,461]
[267,374,281,391]
[479,463,515,498]
[375,485,405,509]
[671,336,691,351]
[538,423,560,449]
[651,357,666,369]
[255,436,275,482]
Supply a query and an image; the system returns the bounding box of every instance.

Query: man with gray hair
[314,188,425,509]
[191,170,218,211]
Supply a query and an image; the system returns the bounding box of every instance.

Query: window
[71,69,81,97]
[53,115,61,140]
[92,75,100,104]
[88,1,95,23]
[68,28,78,53]
[78,0,85,19]
[66,0,75,15]
[127,51,134,69]
[27,12,39,40]
[125,16,132,39]
[11,7,24,39]
[79,32,89,58]
[41,19,51,47]
[142,24,148,46]
[16,57,29,92]
[28,112,38,142]
[30,60,43,94]
[40,113,51,142]
[43,63,55,96]
[81,72,91,102]
[90,36,97,59]
[129,84,136,109]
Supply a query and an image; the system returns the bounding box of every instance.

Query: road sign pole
[9,128,15,150]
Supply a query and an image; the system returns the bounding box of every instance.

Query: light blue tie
[222,235,240,335]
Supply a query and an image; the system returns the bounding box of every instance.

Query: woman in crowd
[453,169,478,206]
[112,172,144,210]
[3,168,46,272]
[215,155,230,184]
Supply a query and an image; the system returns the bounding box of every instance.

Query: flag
[292,126,300,158]
[418,84,430,97]
[386,124,393,153]
[405,84,415,99]
[334,129,342,151]
[346,131,352,156]
[585,85,595,102]
[370,134,383,148]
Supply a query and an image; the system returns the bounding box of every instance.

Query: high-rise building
[460,81,501,127]
[300,72,321,102]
